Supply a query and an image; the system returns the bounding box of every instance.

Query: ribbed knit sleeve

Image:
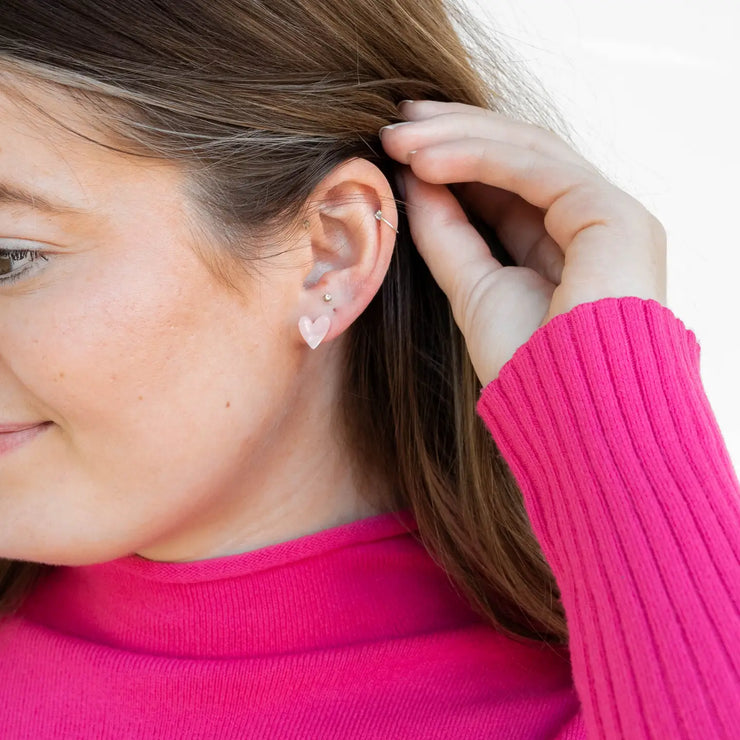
[475,296,740,740]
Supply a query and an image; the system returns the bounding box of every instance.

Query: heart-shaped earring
[298,314,331,349]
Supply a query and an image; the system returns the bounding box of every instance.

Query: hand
[379,100,667,387]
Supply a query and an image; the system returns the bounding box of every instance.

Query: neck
[134,346,390,563]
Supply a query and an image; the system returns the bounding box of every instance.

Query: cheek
[15,255,205,419]
[0,234,299,564]
[4,240,287,478]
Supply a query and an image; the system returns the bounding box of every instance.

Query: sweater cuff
[474,296,738,567]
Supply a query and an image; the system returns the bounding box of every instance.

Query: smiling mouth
[0,422,52,457]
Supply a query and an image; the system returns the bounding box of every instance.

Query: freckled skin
[0,78,393,566]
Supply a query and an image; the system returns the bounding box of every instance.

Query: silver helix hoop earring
[375,210,398,233]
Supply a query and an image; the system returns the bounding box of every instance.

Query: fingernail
[379,121,414,139]
[393,169,407,200]
[397,99,414,109]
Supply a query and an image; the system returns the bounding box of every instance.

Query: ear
[295,157,398,348]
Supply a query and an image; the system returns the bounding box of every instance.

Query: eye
[0,243,50,286]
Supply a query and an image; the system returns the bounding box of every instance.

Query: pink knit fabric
[1,296,738,739]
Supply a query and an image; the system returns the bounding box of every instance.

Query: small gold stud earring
[323,293,332,302]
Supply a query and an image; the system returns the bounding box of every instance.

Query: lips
[0,421,52,456]
[0,422,48,434]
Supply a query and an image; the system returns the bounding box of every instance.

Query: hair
[0,0,580,645]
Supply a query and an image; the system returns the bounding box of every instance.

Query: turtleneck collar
[18,508,485,658]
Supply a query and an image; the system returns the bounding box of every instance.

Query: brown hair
[0,0,578,644]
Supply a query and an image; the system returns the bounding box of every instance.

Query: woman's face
[0,79,367,566]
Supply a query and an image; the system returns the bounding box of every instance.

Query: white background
[464,0,739,470]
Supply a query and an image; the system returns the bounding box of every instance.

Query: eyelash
[0,248,50,286]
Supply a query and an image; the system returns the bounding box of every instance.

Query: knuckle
[454,265,492,321]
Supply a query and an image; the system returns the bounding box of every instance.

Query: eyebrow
[0,181,88,215]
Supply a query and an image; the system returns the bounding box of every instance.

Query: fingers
[453,182,564,283]
[404,138,583,202]
[382,108,595,171]
[402,138,635,248]
[398,100,491,120]
[380,103,610,267]
[397,167,504,309]
[383,102,640,290]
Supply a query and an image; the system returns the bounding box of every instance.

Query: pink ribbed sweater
[1,297,738,739]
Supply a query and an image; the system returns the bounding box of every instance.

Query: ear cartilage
[303,260,334,288]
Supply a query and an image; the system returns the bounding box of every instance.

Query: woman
[0,1,737,738]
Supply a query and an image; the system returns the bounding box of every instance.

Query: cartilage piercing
[375,210,398,233]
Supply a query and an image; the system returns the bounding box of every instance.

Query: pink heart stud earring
[298,314,331,349]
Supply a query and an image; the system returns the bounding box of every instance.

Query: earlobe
[297,292,334,350]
